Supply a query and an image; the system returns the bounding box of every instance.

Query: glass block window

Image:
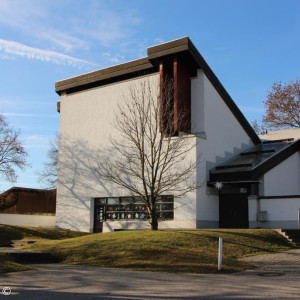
[94,196,174,221]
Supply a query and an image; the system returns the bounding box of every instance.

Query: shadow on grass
[174,230,291,256]
[208,229,292,250]
[0,225,87,247]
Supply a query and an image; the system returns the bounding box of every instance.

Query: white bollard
[218,237,223,271]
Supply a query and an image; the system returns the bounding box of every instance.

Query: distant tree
[39,133,58,189]
[0,190,16,211]
[262,79,300,130]
[95,78,200,230]
[0,114,27,182]
[252,120,267,135]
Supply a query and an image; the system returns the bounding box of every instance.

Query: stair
[0,247,58,264]
[9,251,58,264]
[279,229,300,247]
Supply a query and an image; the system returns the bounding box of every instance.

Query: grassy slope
[0,225,87,274]
[22,229,293,274]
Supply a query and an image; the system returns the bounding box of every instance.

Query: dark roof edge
[1,187,56,194]
[186,39,260,145]
[252,139,300,178]
[55,57,154,95]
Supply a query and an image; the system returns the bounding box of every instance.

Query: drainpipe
[257,197,261,220]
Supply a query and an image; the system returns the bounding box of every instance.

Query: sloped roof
[209,139,300,182]
[55,37,260,145]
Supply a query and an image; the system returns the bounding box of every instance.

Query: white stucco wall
[262,152,300,196]
[248,197,300,229]
[0,213,55,228]
[57,68,257,232]
[191,70,254,226]
[56,74,198,232]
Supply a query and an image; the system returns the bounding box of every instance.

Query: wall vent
[258,211,268,222]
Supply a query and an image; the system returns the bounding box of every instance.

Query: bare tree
[95,78,200,230]
[39,133,58,189]
[0,114,27,183]
[262,79,300,130]
[252,120,267,135]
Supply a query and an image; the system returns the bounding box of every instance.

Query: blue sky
[0,0,300,191]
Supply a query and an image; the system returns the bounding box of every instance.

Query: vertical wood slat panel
[2,189,56,214]
[174,57,191,133]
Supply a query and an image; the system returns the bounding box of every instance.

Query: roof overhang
[209,139,300,182]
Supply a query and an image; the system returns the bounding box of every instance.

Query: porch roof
[209,139,300,182]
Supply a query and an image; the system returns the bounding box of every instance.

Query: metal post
[218,237,223,271]
[298,209,300,229]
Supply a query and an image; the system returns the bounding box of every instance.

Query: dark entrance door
[219,194,249,228]
[94,203,105,233]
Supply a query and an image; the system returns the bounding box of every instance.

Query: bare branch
[38,133,58,189]
[0,114,27,183]
[95,77,200,230]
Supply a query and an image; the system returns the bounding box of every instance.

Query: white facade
[56,67,254,232]
[56,37,300,232]
[249,152,300,229]
[191,70,254,227]
[56,74,200,232]
[262,152,300,197]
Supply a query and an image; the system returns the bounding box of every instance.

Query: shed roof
[209,139,300,182]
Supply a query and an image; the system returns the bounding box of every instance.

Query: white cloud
[101,52,125,64]
[0,39,95,68]
[0,1,141,53]
[2,112,58,118]
[23,134,53,149]
[0,1,86,53]
[1,100,54,106]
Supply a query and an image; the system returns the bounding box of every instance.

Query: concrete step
[279,229,300,247]
[0,247,58,264]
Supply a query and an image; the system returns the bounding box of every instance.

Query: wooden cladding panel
[174,57,191,133]
[2,190,56,214]
[159,56,191,134]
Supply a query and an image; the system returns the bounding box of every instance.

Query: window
[94,196,174,221]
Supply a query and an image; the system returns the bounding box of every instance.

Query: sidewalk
[1,251,300,299]
[241,248,300,274]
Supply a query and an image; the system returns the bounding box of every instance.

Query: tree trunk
[149,205,158,230]
[150,216,158,230]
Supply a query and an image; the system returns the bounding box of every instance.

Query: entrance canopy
[209,139,300,182]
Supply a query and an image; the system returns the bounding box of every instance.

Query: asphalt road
[1,255,300,300]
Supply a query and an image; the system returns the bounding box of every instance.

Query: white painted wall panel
[0,213,55,228]
[260,198,300,221]
[263,152,300,196]
[191,70,254,223]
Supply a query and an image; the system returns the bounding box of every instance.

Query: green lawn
[20,228,294,274]
[0,226,294,274]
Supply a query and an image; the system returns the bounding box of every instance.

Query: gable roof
[55,37,260,145]
[209,139,300,182]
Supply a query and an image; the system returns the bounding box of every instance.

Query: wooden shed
[0,187,56,214]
